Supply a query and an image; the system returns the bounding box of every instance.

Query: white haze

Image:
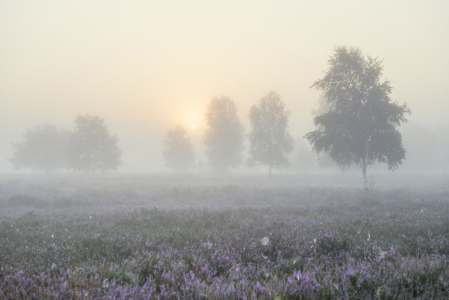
[1,0,448,174]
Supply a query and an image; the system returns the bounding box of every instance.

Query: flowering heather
[1,183,449,299]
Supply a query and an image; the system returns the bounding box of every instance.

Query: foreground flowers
[1,187,449,298]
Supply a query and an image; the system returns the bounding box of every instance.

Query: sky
[1,0,449,173]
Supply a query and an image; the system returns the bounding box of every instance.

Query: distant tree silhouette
[67,114,121,172]
[247,91,294,175]
[8,124,69,173]
[290,139,317,173]
[204,96,245,173]
[305,46,411,190]
[163,125,195,172]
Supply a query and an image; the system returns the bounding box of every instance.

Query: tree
[310,93,330,117]
[8,124,69,173]
[316,152,338,171]
[67,114,122,172]
[290,140,317,173]
[163,125,195,172]
[311,93,341,171]
[305,46,411,190]
[204,96,245,173]
[247,91,294,175]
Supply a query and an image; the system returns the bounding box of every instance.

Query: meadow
[1,174,449,299]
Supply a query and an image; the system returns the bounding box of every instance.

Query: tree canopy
[305,46,411,190]
[247,91,294,175]
[8,124,69,173]
[204,96,245,173]
[67,114,122,172]
[163,125,195,172]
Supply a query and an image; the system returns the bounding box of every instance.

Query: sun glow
[190,124,197,130]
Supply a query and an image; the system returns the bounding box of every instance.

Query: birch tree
[204,96,245,173]
[247,91,294,175]
[305,46,411,190]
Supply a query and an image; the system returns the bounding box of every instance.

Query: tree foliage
[247,91,294,175]
[305,46,411,189]
[204,96,245,173]
[163,125,195,172]
[8,124,69,173]
[67,115,122,172]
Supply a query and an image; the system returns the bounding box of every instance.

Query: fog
[1,0,449,175]
[3,3,449,296]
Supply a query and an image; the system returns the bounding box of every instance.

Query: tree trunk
[362,164,368,192]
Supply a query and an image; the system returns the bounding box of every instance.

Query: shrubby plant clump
[1,186,449,299]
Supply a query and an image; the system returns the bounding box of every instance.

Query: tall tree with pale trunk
[305,46,411,190]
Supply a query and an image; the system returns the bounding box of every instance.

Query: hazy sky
[1,0,448,172]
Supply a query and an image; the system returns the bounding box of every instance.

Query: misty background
[1,1,449,174]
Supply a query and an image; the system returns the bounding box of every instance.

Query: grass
[1,175,449,298]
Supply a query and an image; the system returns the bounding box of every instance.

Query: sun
[190,124,197,130]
